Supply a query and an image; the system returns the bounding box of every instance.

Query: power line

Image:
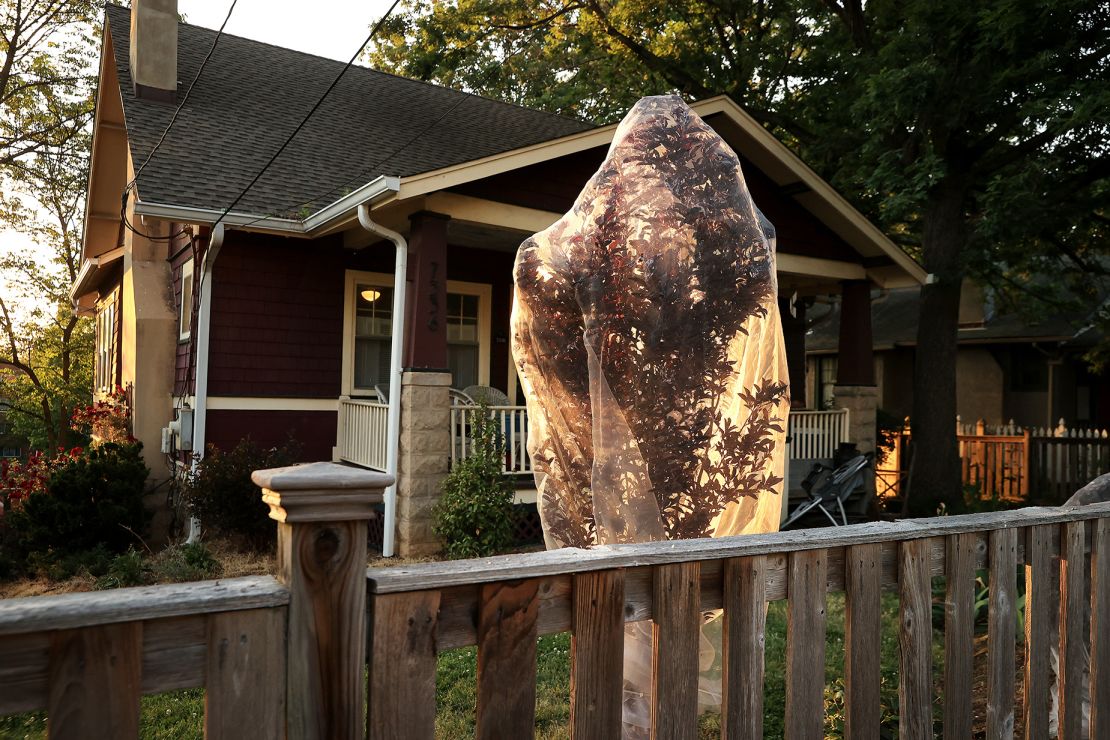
[237,94,470,229]
[210,0,403,231]
[122,0,240,242]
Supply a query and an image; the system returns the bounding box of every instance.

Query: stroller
[782,452,873,529]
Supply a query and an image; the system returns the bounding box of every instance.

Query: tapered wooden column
[253,462,393,740]
[406,211,451,370]
[836,280,874,387]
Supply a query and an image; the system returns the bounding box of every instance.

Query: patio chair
[782,452,873,529]
[462,384,511,406]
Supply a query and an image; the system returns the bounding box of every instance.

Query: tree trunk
[908,177,967,514]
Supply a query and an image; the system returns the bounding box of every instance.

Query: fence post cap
[253,462,394,523]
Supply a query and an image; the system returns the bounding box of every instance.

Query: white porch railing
[451,405,533,475]
[338,397,390,471]
[788,408,850,460]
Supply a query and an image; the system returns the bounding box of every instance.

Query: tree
[0,2,98,452]
[0,139,94,451]
[369,0,1110,513]
[0,1,97,171]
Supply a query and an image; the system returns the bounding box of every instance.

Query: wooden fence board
[786,549,827,740]
[0,632,49,715]
[651,562,701,740]
[944,533,976,738]
[1057,521,1086,740]
[47,622,142,740]
[476,579,540,740]
[205,607,287,739]
[367,591,441,740]
[366,503,1110,594]
[1091,519,1110,740]
[141,615,206,693]
[898,538,932,740]
[1023,525,1055,740]
[844,543,881,740]
[986,527,1017,739]
[571,570,626,739]
[722,556,767,740]
[0,576,288,636]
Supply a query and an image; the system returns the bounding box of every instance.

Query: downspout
[357,203,406,558]
[187,223,225,543]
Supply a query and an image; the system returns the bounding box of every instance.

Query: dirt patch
[969,632,1026,738]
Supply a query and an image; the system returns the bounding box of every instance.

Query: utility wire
[121,0,240,241]
[210,0,403,231]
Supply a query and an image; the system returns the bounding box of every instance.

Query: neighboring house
[806,284,1109,429]
[71,2,924,555]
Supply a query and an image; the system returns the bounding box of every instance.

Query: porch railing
[787,407,850,459]
[338,396,390,471]
[451,404,532,475]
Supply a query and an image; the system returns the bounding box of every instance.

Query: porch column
[406,211,451,371]
[779,295,807,408]
[834,280,878,453]
[396,370,451,557]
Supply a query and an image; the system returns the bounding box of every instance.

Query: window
[179,259,194,340]
[817,356,838,410]
[353,283,394,391]
[343,272,491,395]
[95,294,117,393]
[447,292,480,390]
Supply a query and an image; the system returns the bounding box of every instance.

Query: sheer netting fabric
[511,95,789,737]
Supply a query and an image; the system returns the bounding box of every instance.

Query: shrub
[71,386,133,445]
[96,548,148,589]
[152,542,222,583]
[434,405,516,559]
[5,443,149,574]
[184,437,301,551]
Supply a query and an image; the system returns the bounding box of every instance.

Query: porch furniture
[449,388,476,406]
[782,453,872,529]
[373,383,390,402]
[462,384,511,406]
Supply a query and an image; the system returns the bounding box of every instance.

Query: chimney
[130,0,178,103]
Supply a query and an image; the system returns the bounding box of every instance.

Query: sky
[0,0,403,323]
[178,0,400,63]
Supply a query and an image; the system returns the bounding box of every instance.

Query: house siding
[204,409,337,461]
[171,228,200,397]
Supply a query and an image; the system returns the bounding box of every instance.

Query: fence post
[254,462,394,740]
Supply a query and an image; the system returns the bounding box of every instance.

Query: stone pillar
[406,211,451,371]
[396,370,452,556]
[254,462,392,740]
[834,384,879,454]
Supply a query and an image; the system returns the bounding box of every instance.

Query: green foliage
[96,547,147,589]
[94,542,223,590]
[183,437,302,551]
[4,442,149,575]
[434,405,516,558]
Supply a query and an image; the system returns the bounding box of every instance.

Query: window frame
[342,270,491,396]
[95,289,119,394]
[179,258,194,341]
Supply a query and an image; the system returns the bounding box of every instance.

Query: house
[71,1,925,556]
[806,284,1109,429]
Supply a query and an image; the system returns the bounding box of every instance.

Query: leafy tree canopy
[369,0,1110,510]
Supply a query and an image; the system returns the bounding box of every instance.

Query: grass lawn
[1,591,945,740]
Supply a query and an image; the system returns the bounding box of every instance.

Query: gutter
[187,222,225,543]
[356,203,406,558]
[133,176,400,236]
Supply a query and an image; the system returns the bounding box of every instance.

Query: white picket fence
[787,408,851,460]
[451,405,533,475]
[337,397,390,472]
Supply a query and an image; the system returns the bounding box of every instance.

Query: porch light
[361,289,382,302]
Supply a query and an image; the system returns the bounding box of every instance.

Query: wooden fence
[4,464,1110,739]
[879,419,1110,503]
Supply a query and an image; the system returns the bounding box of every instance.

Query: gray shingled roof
[807,287,1096,352]
[105,5,594,218]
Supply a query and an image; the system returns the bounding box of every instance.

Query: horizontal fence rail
[450,404,533,475]
[366,502,1110,739]
[787,407,850,460]
[0,576,289,736]
[337,397,390,472]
